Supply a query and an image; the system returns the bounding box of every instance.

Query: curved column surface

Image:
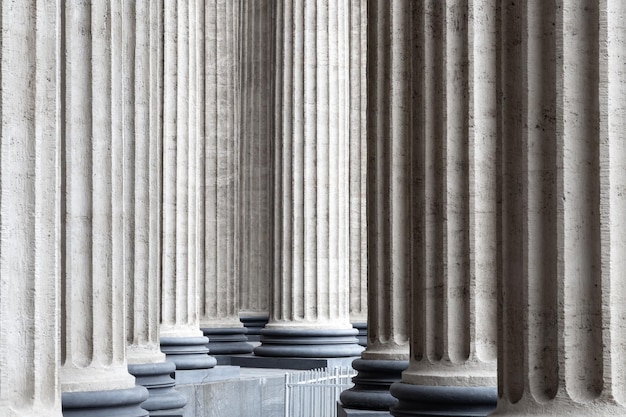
[392,0,498,415]
[123,2,186,415]
[348,0,368,346]
[159,0,216,374]
[60,2,148,416]
[492,2,626,416]
[341,0,410,411]
[254,0,363,359]
[238,0,274,341]
[199,0,252,356]
[0,2,61,416]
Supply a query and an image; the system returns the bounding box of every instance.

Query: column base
[201,327,254,355]
[159,337,217,371]
[239,314,269,342]
[352,322,368,347]
[253,328,365,358]
[338,403,393,416]
[62,385,149,417]
[389,383,497,417]
[340,359,409,411]
[127,361,187,417]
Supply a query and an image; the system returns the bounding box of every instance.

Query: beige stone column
[493,2,626,415]
[198,0,252,356]
[254,0,363,360]
[60,1,148,415]
[390,0,498,415]
[348,0,368,347]
[123,1,186,414]
[0,2,61,416]
[159,0,217,380]
[238,0,274,342]
[340,1,411,411]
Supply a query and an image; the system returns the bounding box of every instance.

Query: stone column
[253,0,363,360]
[0,2,61,416]
[340,0,412,412]
[238,0,274,343]
[390,1,498,415]
[199,0,253,356]
[123,1,186,415]
[492,2,626,415]
[348,0,368,348]
[60,1,148,415]
[159,0,217,382]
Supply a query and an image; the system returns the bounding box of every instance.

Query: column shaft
[0,2,61,415]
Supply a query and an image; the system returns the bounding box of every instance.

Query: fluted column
[348,0,368,347]
[492,2,626,416]
[199,0,253,356]
[0,2,61,416]
[254,0,363,359]
[124,1,186,415]
[340,1,410,411]
[159,0,217,379]
[238,0,274,343]
[390,1,498,415]
[60,2,148,415]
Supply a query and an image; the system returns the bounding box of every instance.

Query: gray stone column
[123,1,186,415]
[340,0,412,412]
[60,1,148,415]
[238,0,274,343]
[390,1,498,415]
[0,2,61,416]
[254,0,363,359]
[492,2,626,415]
[159,0,217,381]
[348,0,368,348]
[199,0,253,357]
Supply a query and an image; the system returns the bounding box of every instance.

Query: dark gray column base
[231,354,360,370]
[201,327,254,355]
[239,314,269,342]
[338,402,393,417]
[352,322,368,347]
[62,385,149,417]
[389,383,497,417]
[340,359,409,411]
[128,361,187,417]
[159,336,217,371]
[253,328,365,358]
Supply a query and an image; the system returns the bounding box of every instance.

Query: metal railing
[284,367,356,417]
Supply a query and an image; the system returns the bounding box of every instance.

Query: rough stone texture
[492,2,626,415]
[238,0,274,325]
[60,0,138,394]
[0,2,61,415]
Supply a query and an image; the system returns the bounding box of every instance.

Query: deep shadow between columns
[351,322,368,347]
[62,385,149,417]
[340,359,408,411]
[201,327,254,354]
[159,336,217,370]
[128,361,187,417]
[389,383,497,417]
[253,328,365,357]
[239,314,269,342]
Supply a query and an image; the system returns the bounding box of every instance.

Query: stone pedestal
[59,2,148,415]
[389,1,498,415]
[254,0,363,360]
[491,2,626,416]
[159,0,216,383]
[0,3,61,416]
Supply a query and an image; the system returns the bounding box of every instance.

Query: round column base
[201,327,254,354]
[352,322,368,347]
[62,385,149,417]
[239,314,269,341]
[159,337,217,370]
[390,383,497,417]
[253,328,364,358]
[340,359,409,411]
[128,361,187,417]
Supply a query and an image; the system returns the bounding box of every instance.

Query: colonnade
[2,1,626,417]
